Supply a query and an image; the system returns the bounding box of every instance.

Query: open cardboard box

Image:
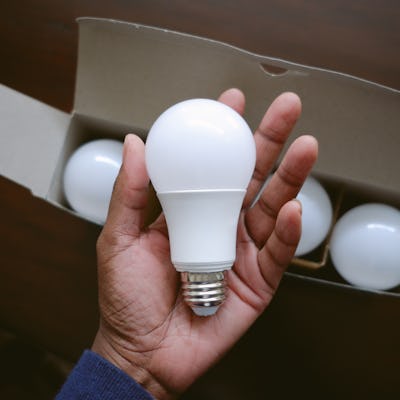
[1,17,400,300]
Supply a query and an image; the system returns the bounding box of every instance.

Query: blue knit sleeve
[56,350,155,400]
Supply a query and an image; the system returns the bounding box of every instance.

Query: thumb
[102,134,150,241]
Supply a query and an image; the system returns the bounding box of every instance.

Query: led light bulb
[295,176,333,256]
[63,139,123,224]
[330,203,400,290]
[145,99,256,316]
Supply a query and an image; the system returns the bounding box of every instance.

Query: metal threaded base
[181,271,227,316]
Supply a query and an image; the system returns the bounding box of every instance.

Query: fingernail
[123,134,133,163]
[293,199,302,215]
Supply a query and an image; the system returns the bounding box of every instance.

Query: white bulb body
[330,203,400,290]
[158,190,245,272]
[145,98,256,273]
[63,139,123,224]
[295,176,333,256]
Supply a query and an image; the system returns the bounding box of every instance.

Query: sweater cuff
[56,350,155,400]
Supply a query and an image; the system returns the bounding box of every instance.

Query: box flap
[0,84,70,197]
[75,18,400,193]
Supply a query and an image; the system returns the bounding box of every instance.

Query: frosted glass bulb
[145,98,256,316]
[295,176,333,256]
[330,203,400,290]
[63,139,123,224]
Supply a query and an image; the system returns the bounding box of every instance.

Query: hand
[92,89,318,399]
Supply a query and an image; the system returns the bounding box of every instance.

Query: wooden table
[1,1,399,398]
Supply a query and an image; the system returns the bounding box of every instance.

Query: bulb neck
[181,271,227,316]
[157,190,245,268]
[174,260,233,273]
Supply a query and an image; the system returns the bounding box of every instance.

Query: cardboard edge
[0,84,70,197]
[77,17,399,94]
[285,272,400,299]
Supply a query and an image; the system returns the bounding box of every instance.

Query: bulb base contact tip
[181,271,227,316]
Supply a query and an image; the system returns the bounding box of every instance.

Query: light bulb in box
[330,203,400,290]
[145,98,256,316]
[295,176,333,256]
[63,139,123,224]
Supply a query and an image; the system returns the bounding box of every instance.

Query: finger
[244,92,302,207]
[257,199,302,295]
[217,88,245,115]
[246,135,318,247]
[212,200,302,341]
[102,134,149,240]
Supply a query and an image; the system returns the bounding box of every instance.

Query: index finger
[244,92,302,207]
[217,87,246,115]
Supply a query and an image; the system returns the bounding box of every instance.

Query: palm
[93,89,318,398]
[97,213,269,393]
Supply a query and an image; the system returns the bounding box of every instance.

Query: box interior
[289,173,400,297]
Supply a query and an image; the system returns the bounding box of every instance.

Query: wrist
[92,330,177,400]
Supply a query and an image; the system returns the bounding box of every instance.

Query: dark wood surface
[1,1,400,398]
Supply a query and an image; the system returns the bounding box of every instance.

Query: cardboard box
[1,17,399,298]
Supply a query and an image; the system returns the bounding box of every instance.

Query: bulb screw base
[181,271,227,316]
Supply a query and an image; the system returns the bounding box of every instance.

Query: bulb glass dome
[330,203,400,290]
[145,99,255,192]
[63,139,123,224]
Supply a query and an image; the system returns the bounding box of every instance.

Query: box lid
[0,85,70,196]
[75,18,400,193]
